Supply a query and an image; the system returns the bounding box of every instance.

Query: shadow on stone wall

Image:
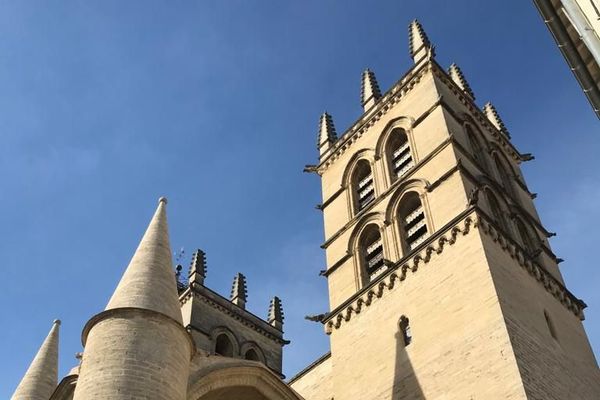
[391,327,425,400]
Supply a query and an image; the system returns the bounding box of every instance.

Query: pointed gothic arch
[240,342,266,364]
[481,187,511,234]
[341,149,378,216]
[492,151,518,201]
[463,122,491,173]
[347,214,387,285]
[374,116,418,187]
[211,327,240,358]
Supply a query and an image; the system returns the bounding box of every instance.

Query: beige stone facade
[291,19,599,400]
[9,19,600,400]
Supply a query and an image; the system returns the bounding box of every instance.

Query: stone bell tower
[292,20,600,400]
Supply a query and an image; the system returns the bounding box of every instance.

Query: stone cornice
[430,60,526,162]
[476,212,585,318]
[322,208,585,334]
[316,62,432,174]
[180,286,288,345]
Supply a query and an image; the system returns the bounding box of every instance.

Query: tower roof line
[11,320,60,400]
[105,197,183,324]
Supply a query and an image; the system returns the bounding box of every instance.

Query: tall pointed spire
[361,68,382,111]
[11,320,60,400]
[268,296,284,331]
[483,102,511,138]
[448,63,475,100]
[409,20,435,63]
[188,248,207,288]
[106,197,183,323]
[318,112,338,158]
[230,273,248,309]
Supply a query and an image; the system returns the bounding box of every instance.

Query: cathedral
[10,20,600,400]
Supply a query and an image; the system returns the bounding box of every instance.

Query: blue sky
[1,0,599,396]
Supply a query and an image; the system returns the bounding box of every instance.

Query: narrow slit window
[361,225,386,280]
[354,160,375,211]
[544,310,558,340]
[399,315,412,346]
[387,129,414,180]
[399,192,429,252]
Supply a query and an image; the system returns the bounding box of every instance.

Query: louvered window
[361,225,386,281]
[494,154,516,200]
[357,174,375,210]
[466,126,488,173]
[516,217,537,255]
[353,160,375,212]
[486,190,507,232]
[399,192,429,253]
[388,129,414,179]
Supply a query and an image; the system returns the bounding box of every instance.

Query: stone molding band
[323,208,585,334]
[81,307,197,359]
[180,289,288,345]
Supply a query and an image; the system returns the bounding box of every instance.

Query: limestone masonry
[10,20,600,400]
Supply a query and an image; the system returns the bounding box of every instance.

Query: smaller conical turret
[188,248,207,288]
[267,296,284,331]
[483,102,511,138]
[409,20,435,63]
[11,320,60,400]
[361,68,382,111]
[448,63,475,100]
[318,112,338,158]
[230,273,248,309]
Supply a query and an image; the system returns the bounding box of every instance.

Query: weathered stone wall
[481,232,600,400]
[73,312,191,400]
[326,228,527,399]
[289,353,332,400]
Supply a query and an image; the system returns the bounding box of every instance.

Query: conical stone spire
[268,296,284,331]
[318,112,338,158]
[409,20,435,63]
[230,273,247,309]
[106,197,183,324]
[11,320,60,400]
[483,102,511,138]
[448,63,475,100]
[361,68,382,111]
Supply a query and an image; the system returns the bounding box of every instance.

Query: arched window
[352,160,375,212]
[544,310,558,340]
[515,217,538,255]
[466,125,489,172]
[244,348,260,361]
[494,154,516,200]
[399,315,412,346]
[359,224,385,281]
[386,128,414,181]
[398,192,429,253]
[215,334,234,357]
[485,190,508,232]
